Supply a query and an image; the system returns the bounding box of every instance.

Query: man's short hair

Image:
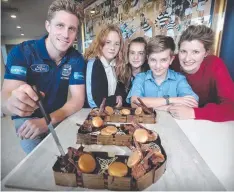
[147,35,175,55]
[47,0,83,22]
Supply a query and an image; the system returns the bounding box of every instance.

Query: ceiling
[1,0,55,40]
[1,0,94,41]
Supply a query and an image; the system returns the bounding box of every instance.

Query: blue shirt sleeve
[177,75,199,101]
[69,55,85,85]
[126,73,145,103]
[4,45,28,82]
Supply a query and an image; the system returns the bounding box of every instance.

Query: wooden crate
[53,145,167,191]
[103,107,156,124]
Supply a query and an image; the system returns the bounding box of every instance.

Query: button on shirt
[4,35,85,119]
[100,56,117,96]
[126,69,199,103]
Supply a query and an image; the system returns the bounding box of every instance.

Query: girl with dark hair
[118,37,149,106]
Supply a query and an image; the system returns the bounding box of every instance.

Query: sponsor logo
[61,64,72,77]
[61,64,72,80]
[10,66,27,76]
[74,72,84,80]
[30,64,49,73]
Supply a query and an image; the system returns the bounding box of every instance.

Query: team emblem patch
[10,66,27,76]
[74,72,84,80]
[61,64,72,77]
[30,64,49,73]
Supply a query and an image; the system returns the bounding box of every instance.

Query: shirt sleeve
[69,55,85,85]
[177,75,199,101]
[194,58,234,122]
[126,74,145,104]
[4,45,28,82]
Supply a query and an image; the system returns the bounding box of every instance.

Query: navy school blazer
[84,58,126,108]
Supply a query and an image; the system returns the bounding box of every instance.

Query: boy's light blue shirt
[126,69,199,103]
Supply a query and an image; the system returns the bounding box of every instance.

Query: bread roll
[121,108,131,115]
[135,107,143,115]
[100,126,117,135]
[92,116,103,128]
[78,153,96,173]
[133,129,149,143]
[127,150,142,168]
[108,162,128,177]
[105,106,114,115]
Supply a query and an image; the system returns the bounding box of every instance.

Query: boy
[126,35,198,110]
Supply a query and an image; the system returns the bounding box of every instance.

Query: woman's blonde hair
[118,37,148,91]
[84,24,125,77]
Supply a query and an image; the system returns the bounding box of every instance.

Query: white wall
[1,37,31,90]
[1,37,31,45]
[1,53,5,87]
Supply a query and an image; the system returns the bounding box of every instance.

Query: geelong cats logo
[62,64,72,77]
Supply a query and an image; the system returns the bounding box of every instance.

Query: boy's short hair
[47,0,83,23]
[147,35,175,56]
[178,25,214,51]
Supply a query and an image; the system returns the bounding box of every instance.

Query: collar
[166,69,177,81]
[36,35,51,60]
[145,69,177,81]
[100,56,116,68]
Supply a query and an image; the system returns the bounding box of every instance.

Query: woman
[169,25,234,122]
[84,24,125,108]
[118,37,149,106]
[119,37,149,91]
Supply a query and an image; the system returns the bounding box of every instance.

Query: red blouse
[171,55,234,122]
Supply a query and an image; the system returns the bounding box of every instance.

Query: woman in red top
[169,25,234,122]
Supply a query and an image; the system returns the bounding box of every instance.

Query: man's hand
[17,118,48,139]
[170,96,198,108]
[6,84,43,117]
[115,95,123,108]
[168,105,195,120]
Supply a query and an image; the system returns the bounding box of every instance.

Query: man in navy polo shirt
[1,0,85,154]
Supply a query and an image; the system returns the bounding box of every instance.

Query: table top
[3,109,226,191]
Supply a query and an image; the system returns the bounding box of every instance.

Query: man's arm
[50,84,85,125]
[17,84,85,139]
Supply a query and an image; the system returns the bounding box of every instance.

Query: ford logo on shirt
[30,64,49,73]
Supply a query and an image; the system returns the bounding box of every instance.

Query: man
[1,0,85,154]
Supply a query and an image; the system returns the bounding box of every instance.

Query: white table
[2,109,230,191]
[175,118,234,190]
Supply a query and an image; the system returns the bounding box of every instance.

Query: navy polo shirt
[4,35,85,119]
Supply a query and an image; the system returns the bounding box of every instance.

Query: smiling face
[101,31,120,63]
[179,40,208,74]
[148,49,174,80]
[45,10,78,55]
[129,42,146,70]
